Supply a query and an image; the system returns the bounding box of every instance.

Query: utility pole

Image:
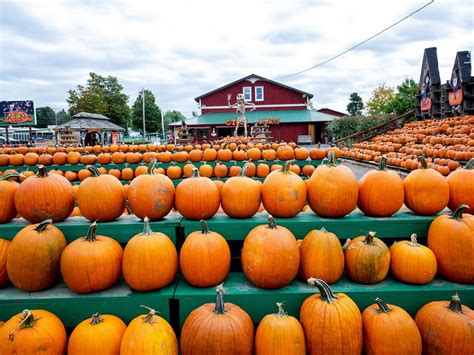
[161,110,165,142]
[142,88,146,141]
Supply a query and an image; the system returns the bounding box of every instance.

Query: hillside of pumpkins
[0,119,473,354]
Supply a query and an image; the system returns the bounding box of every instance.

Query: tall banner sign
[0,100,36,126]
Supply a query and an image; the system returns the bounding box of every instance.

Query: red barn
[171,74,338,143]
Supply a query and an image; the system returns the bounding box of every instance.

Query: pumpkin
[390,233,437,284]
[7,220,66,291]
[300,278,363,355]
[120,306,178,355]
[180,220,231,287]
[60,222,123,293]
[123,218,178,291]
[307,151,358,217]
[241,216,300,289]
[345,231,390,284]
[427,204,474,283]
[68,313,126,355]
[0,171,20,223]
[77,165,126,222]
[0,309,67,354]
[14,165,74,223]
[0,238,10,287]
[447,158,474,214]
[403,156,449,215]
[276,145,295,160]
[175,168,220,220]
[261,161,306,218]
[221,164,261,218]
[362,297,422,355]
[358,156,404,217]
[127,159,175,220]
[180,284,254,355]
[299,227,344,284]
[255,302,306,354]
[415,294,474,355]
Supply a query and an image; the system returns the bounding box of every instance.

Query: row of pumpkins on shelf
[1,152,473,226]
[1,205,472,296]
[1,287,473,354]
[0,143,340,166]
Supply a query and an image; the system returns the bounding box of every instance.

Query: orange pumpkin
[447,158,474,214]
[0,171,20,223]
[0,238,10,287]
[180,220,231,287]
[276,145,295,160]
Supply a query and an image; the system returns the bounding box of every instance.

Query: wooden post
[29,126,33,145]
[5,127,9,144]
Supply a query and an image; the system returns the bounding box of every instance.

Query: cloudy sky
[1,0,472,116]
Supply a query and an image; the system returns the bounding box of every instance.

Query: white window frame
[243,86,252,101]
[255,86,264,101]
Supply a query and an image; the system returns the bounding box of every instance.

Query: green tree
[56,109,71,124]
[163,110,186,129]
[388,78,418,115]
[67,72,131,127]
[346,92,364,116]
[35,106,56,127]
[366,84,395,115]
[131,89,162,134]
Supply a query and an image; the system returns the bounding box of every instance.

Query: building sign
[0,100,36,126]
[225,118,280,126]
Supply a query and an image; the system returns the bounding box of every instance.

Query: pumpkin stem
[276,302,287,317]
[448,293,463,313]
[8,309,35,342]
[140,305,158,323]
[90,312,104,325]
[375,297,392,313]
[87,165,102,177]
[364,231,376,244]
[465,158,473,170]
[239,164,249,177]
[320,227,327,232]
[408,233,419,247]
[342,238,351,251]
[214,283,227,314]
[147,158,158,175]
[307,278,338,303]
[450,204,469,221]
[36,165,48,177]
[0,171,22,181]
[85,221,98,242]
[142,217,154,235]
[281,160,292,173]
[378,156,387,171]
[325,151,339,167]
[35,219,52,233]
[200,220,210,234]
[417,155,428,169]
[191,167,200,178]
[267,216,277,229]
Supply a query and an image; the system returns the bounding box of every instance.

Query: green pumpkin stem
[307,278,338,303]
[325,151,339,167]
[147,158,158,175]
[364,231,376,244]
[191,167,200,178]
[36,165,48,177]
[378,156,387,171]
[85,222,98,242]
[214,283,227,314]
[409,233,419,247]
[267,216,277,230]
[417,155,428,169]
[451,204,469,221]
[35,219,52,233]
[140,305,157,323]
[375,297,392,313]
[0,171,22,181]
[276,302,287,317]
[465,158,473,170]
[142,217,153,235]
[281,160,292,173]
[342,238,351,251]
[8,309,35,341]
[90,312,104,325]
[200,220,210,234]
[239,164,249,177]
[320,227,328,233]
[448,294,463,313]
[87,165,102,177]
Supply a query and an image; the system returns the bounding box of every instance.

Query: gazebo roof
[56,112,125,132]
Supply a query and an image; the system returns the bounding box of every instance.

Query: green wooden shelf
[180,210,438,240]
[0,279,176,327]
[0,214,182,243]
[174,272,474,327]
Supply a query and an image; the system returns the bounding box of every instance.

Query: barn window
[243,87,252,101]
[255,86,264,101]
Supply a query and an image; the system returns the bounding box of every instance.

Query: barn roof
[56,112,125,131]
[169,109,334,127]
[194,74,313,102]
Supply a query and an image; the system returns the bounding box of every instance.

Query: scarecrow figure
[227,93,256,137]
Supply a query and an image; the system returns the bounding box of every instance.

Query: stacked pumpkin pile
[342,115,474,175]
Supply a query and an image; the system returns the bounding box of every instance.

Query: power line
[276,0,434,80]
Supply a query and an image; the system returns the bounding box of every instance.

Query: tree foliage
[66,72,131,127]
[346,92,364,116]
[131,89,162,134]
[388,78,418,115]
[366,84,395,115]
[163,110,186,129]
[327,115,392,141]
[35,106,56,128]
